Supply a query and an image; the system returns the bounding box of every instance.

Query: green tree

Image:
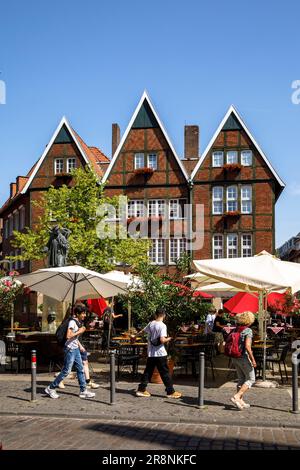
[11,167,149,272]
[121,261,210,335]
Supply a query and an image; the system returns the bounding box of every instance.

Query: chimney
[10,182,17,198]
[112,123,120,157]
[184,125,199,159]
[16,176,28,193]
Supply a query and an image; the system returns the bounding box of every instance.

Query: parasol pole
[128,298,132,332]
[262,290,268,381]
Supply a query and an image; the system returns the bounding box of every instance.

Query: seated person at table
[102,305,123,349]
[212,309,227,353]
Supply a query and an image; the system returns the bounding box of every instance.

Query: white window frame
[169,199,187,220]
[241,185,252,214]
[226,150,238,164]
[213,234,224,259]
[212,187,223,214]
[149,239,165,265]
[241,150,253,166]
[134,153,144,169]
[226,186,238,212]
[148,199,166,217]
[127,200,145,218]
[241,234,252,257]
[54,158,64,175]
[169,239,186,264]
[147,153,157,170]
[67,158,76,173]
[227,233,238,258]
[212,151,224,167]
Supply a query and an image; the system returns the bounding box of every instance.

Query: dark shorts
[80,350,88,361]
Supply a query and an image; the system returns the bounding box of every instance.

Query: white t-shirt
[204,313,216,334]
[65,319,80,350]
[144,320,167,357]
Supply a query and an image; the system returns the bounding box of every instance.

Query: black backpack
[56,317,80,346]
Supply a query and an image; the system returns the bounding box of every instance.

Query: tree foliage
[11,167,149,272]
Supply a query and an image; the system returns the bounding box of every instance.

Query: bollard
[109,350,116,405]
[291,341,300,414]
[198,351,206,409]
[31,350,37,402]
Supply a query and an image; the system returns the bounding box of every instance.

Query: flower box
[134,167,154,176]
[222,163,242,172]
[222,211,241,218]
[55,173,72,178]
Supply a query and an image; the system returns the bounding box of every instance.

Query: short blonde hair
[236,311,255,326]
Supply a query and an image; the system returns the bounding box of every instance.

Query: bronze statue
[46,226,71,267]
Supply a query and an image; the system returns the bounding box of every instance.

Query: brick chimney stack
[112,123,120,157]
[184,125,199,159]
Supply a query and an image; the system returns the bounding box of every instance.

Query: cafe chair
[0,340,9,371]
[6,341,27,373]
[266,344,290,383]
[116,345,140,381]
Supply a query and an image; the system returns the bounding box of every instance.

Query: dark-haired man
[135,308,182,399]
[45,305,96,399]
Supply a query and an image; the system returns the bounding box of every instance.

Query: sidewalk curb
[1,410,300,430]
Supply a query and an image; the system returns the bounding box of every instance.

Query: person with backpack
[45,305,96,399]
[54,303,100,390]
[135,308,182,399]
[225,310,256,410]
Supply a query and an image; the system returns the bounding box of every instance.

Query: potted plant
[222,163,242,172]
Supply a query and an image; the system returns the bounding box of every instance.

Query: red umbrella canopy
[86,297,108,317]
[223,292,286,315]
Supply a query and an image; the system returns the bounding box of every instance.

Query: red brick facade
[0,96,284,278]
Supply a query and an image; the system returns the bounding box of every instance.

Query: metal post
[198,352,206,409]
[109,349,116,405]
[31,350,37,402]
[291,342,300,414]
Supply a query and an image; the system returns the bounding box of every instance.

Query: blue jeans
[50,347,86,393]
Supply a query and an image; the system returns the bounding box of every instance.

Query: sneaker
[136,390,151,397]
[166,391,182,399]
[230,396,243,410]
[86,381,100,389]
[45,386,59,399]
[240,399,250,409]
[79,390,95,399]
[58,381,65,389]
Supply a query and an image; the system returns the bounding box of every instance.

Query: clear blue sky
[0,0,299,247]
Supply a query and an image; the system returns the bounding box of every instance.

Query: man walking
[135,308,182,399]
[45,305,96,399]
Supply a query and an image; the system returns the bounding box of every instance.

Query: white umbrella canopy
[193,251,300,294]
[192,251,300,381]
[18,265,128,304]
[100,270,142,290]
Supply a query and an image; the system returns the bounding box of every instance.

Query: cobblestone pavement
[1,414,300,450]
[0,373,299,429]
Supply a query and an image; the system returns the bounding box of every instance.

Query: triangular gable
[191,105,285,192]
[21,117,93,194]
[102,91,189,183]
[54,125,73,143]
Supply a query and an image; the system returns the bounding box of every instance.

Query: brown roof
[71,129,107,178]
[89,146,110,163]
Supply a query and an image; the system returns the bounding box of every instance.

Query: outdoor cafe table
[267,326,285,335]
[4,327,30,332]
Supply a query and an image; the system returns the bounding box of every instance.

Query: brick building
[0,92,285,277]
